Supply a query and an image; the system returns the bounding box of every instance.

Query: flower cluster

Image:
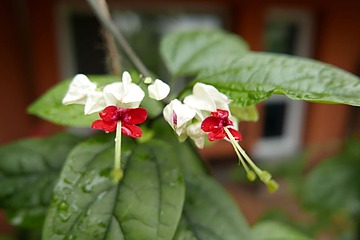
[62,71,277,191]
[163,83,278,192]
[62,71,169,182]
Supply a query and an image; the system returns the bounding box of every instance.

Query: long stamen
[224,128,256,181]
[111,120,123,183]
[224,127,279,192]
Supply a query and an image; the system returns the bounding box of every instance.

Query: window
[56,3,226,80]
[252,8,313,160]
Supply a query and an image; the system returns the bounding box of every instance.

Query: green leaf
[152,119,208,177]
[229,105,259,122]
[195,52,360,106]
[28,75,119,127]
[301,140,360,214]
[173,175,250,240]
[0,133,84,228]
[161,29,249,76]
[251,221,312,240]
[153,119,251,239]
[43,136,185,240]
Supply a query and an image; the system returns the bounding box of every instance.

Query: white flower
[103,71,145,108]
[163,99,196,136]
[148,79,170,100]
[62,71,147,115]
[84,91,106,115]
[183,83,231,119]
[186,122,206,148]
[62,74,97,105]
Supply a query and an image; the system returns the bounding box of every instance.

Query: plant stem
[111,121,123,182]
[87,0,152,77]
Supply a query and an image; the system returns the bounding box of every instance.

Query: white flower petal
[62,74,97,105]
[103,82,124,106]
[84,91,106,115]
[184,83,231,113]
[121,83,145,107]
[184,95,215,114]
[122,71,132,91]
[163,99,196,134]
[187,122,206,149]
[148,79,170,100]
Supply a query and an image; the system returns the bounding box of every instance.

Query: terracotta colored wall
[0,0,33,145]
[304,1,360,165]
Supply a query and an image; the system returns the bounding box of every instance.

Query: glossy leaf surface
[173,175,250,240]
[251,221,312,240]
[0,133,83,228]
[43,136,184,240]
[161,29,249,76]
[196,52,360,106]
[28,75,119,127]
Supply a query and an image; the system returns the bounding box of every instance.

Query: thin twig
[101,28,122,75]
[87,0,152,77]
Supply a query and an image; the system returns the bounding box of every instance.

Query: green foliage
[43,135,185,240]
[28,75,118,127]
[155,119,251,239]
[0,133,84,228]
[174,175,250,240]
[161,30,360,107]
[251,221,312,240]
[260,139,360,239]
[229,105,259,122]
[196,53,360,107]
[161,29,249,76]
[301,139,360,215]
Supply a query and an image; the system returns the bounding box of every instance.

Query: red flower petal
[208,129,226,141]
[91,120,117,132]
[226,127,242,141]
[121,108,148,125]
[211,109,229,119]
[121,122,143,138]
[99,106,118,122]
[201,117,223,132]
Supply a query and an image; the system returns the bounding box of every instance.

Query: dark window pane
[70,14,107,74]
[263,102,287,137]
[265,21,299,54]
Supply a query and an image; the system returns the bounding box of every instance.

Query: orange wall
[0,0,33,145]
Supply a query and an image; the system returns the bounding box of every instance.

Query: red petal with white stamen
[122,122,142,138]
[226,128,242,141]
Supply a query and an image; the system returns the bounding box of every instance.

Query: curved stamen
[224,127,279,192]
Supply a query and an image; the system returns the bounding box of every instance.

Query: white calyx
[62,71,146,115]
[148,79,170,101]
[62,74,97,105]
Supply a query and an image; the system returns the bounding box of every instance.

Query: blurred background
[0,0,359,239]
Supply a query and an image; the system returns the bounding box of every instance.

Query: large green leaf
[161,29,249,76]
[301,139,360,214]
[43,136,185,240]
[28,75,119,127]
[0,133,84,228]
[251,221,312,240]
[173,175,250,240]
[195,52,360,106]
